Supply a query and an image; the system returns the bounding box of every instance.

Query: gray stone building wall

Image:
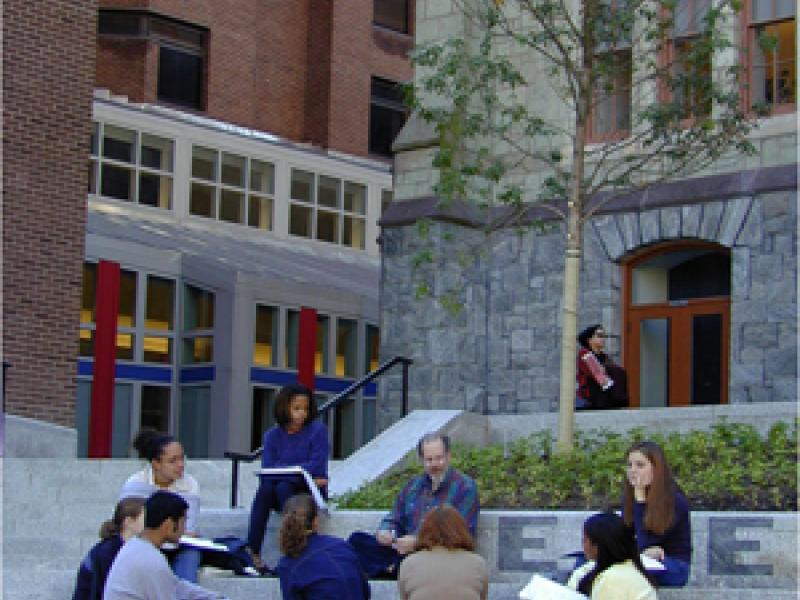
[377,186,797,431]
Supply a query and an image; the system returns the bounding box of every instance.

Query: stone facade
[377,181,797,429]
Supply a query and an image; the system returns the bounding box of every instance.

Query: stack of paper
[519,574,588,600]
[258,466,328,512]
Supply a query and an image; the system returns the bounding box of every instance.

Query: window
[381,189,393,215]
[289,170,367,249]
[336,319,358,378]
[141,385,171,431]
[180,386,210,457]
[316,314,330,374]
[254,305,278,366]
[190,146,275,229]
[374,0,409,33]
[79,263,97,357]
[144,275,175,364]
[285,309,300,369]
[747,0,796,110]
[158,45,204,110]
[251,387,277,450]
[116,270,137,360]
[369,77,407,157]
[89,122,174,209]
[665,0,713,119]
[182,285,214,364]
[589,50,632,141]
[365,325,380,373]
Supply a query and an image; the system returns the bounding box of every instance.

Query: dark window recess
[374,0,409,33]
[158,46,203,110]
[369,78,407,157]
[668,252,730,300]
[98,11,144,36]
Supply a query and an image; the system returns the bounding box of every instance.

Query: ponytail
[100,497,146,540]
[279,494,318,558]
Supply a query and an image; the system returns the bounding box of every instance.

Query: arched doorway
[623,242,730,407]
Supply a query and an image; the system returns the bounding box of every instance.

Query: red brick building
[95,0,413,159]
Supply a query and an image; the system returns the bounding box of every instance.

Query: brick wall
[2,0,96,426]
[95,0,413,157]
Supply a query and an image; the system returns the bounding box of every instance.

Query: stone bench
[199,508,798,588]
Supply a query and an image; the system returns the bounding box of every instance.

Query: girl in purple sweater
[623,440,692,586]
[245,383,330,573]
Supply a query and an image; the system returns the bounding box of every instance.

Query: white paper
[519,574,588,600]
[179,535,229,553]
[258,466,328,512]
[640,554,665,571]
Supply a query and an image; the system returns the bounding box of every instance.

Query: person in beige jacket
[398,505,488,600]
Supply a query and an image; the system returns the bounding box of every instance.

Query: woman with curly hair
[276,494,369,600]
[623,440,692,586]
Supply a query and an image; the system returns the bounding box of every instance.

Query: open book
[179,535,230,552]
[257,466,328,512]
[519,575,588,600]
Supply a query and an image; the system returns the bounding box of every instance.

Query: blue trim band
[180,366,215,383]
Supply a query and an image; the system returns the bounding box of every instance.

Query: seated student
[72,497,145,600]
[276,493,370,600]
[398,505,488,600]
[246,383,330,574]
[567,512,657,600]
[623,441,691,587]
[348,433,479,579]
[120,429,203,583]
[104,491,227,600]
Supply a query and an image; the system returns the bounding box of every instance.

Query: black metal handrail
[224,355,412,507]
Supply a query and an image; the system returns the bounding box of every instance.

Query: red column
[88,260,120,458]
[297,307,317,391]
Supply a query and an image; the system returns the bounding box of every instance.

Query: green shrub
[334,420,798,511]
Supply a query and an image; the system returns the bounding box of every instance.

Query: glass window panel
[103,125,135,162]
[316,210,339,243]
[81,263,97,324]
[289,204,312,237]
[775,0,795,19]
[140,134,173,171]
[79,328,94,357]
[336,318,358,378]
[752,0,774,21]
[290,169,314,203]
[140,385,171,431]
[639,318,669,408]
[76,380,92,457]
[190,182,215,218]
[192,146,216,181]
[691,314,722,405]
[251,387,276,450]
[221,152,246,187]
[250,160,274,194]
[146,275,175,330]
[316,315,330,374]
[88,161,98,194]
[344,182,366,214]
[182,336,213,363]
[220,189,244,223]
[318,175,340,208]
[285,309,300,369]
[248,195,273,230]
[118,270,137,328]
[362,396,377,445]
[184,285,214,330]
[343,216,365,249]
[101,164,133,201]
[143,335,173,363]
[91,122,99,156]
[111,383,134,458]
[158,45,203,110]
[334,398,356,459]
[365,325,380,373]
[381,189,393,214]
[254,305,278,366]
[139,172,172,209]
[116,332,134,360]
[374,0,409,32]
[180,386,210,458]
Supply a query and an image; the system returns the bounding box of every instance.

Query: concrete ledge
[197,508,798,588]
[4,415,77,457]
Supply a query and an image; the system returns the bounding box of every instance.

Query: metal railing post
[230,456,240,508]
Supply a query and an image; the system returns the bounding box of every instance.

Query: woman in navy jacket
[276,494,370,600]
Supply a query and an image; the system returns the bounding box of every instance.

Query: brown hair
[99,497,146,539]
[279,494,318,558]
[415,505,475,552]
[622,440,677,535]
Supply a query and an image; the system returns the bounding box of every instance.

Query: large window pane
[291,169,314,203]
[289,204,312,238]
[143,336,173,363]
[221,152,245,187]
[285,309,299,369]
[250,160,274,194]
[343,216,365,249]
[139,172,172,209]
[318,176,340,208]
[219,189,244,223]
[316,210,339,243]
[141,385,171,432]
[192,146,216,181]
[316,315,330,374]
[103,125,135,162]
[184,285,214,330]
[140,134,173,171]
[183,336,213,364]
[334,398,356,459]
[146,276,175,330]
[251,387,276,450]
[336,319,358,377]
[365,325,380,373]
[248,196,273,230]
[344,182,366,214]
[81,263,97,325]
[190,182,215,218]
[640,318,669,408]
[254,305,278,366]
[101,164,133,201]
[118,270,137,327]
[158,45,203,110]
[180,386,210,458]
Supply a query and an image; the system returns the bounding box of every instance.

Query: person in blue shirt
[276,494,370,600]
[246,383,330,573]
[623,440,692,587]
[72,497,145,600]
